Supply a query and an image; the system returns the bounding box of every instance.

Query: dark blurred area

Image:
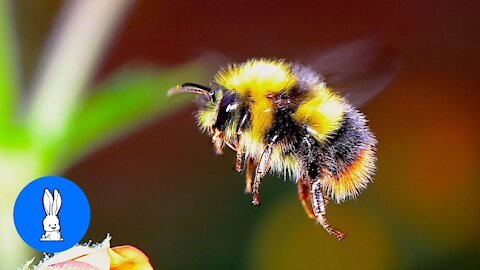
[14,0,480,269]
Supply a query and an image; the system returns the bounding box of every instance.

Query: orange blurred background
[14,0,480,269]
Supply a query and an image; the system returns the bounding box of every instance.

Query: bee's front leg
[251,145,272,206]
[244,158,255,193]
[235,107,251,172]
[311,179,345,241]
[212,129,225,155]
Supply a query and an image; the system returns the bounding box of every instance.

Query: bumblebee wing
[307,39,401,107]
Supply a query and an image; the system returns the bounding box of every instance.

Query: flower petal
[36,237,111,269]
[43,261,99,270]
[109,245,153,270]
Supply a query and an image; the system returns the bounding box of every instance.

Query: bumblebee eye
[214,92,237,130]
[220,92,236,109]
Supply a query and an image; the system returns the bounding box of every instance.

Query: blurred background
[3,0,479,269]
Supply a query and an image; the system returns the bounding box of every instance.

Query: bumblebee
[169,54,386,240]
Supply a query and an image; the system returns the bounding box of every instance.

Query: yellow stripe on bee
[240,130,265,158]
[250,97,274,142]
[293,86,344,142]
[325,148,376,203]
[270,148,298,179]
[240,133,299,180]
[214,59,296,96]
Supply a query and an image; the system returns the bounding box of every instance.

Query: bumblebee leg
[224,140,237,152]
[251,146,272,206]
[235,145,243,172]
[245,158,255,194]
[297,179,315,219]
[212,129,224,155]
[235,107,250,172]
[311,180,345,241]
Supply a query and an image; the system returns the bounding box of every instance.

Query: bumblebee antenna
[167,83,211,97]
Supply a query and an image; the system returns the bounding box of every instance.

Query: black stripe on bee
[265,102,376,181]
[317,105,376,178]
[264,108,300,144]
[237,106,251,135]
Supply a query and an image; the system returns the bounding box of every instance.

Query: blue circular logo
[13,176,90,253]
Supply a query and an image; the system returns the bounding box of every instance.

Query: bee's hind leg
[310,179,345,241]
[297,178,315,219]
[251,146,272,206]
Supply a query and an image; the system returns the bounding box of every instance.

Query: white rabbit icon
[40,189,63,241]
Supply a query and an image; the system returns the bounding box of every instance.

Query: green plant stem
[26,0,132,146]
[0,0,215,266]
[0,0,132,268]
[0,0,18,127]
[0,151,47,269]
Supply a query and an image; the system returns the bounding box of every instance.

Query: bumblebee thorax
[214,59,296,97]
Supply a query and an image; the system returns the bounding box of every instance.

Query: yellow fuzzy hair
[239,133,298,180]
[214,59,296,96]
[293,86,345,142]
[196,91,223,131]
[270,147,299,180]
[239,130,265,159]
[215,59,297,147]
[197,105,217,130]
[324,148,376,203]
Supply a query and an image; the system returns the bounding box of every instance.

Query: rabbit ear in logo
[43,189,53,215]
[53,189,62,215]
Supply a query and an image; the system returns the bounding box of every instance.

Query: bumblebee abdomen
[317,105,377,203]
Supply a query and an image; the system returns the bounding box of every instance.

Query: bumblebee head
[168,59,298,150]
[167,82,240,136]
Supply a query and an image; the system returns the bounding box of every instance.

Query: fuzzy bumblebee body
[169,59,377,240]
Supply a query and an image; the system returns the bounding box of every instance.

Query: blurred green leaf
[0,1,18,128]
[58,61,213,170]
